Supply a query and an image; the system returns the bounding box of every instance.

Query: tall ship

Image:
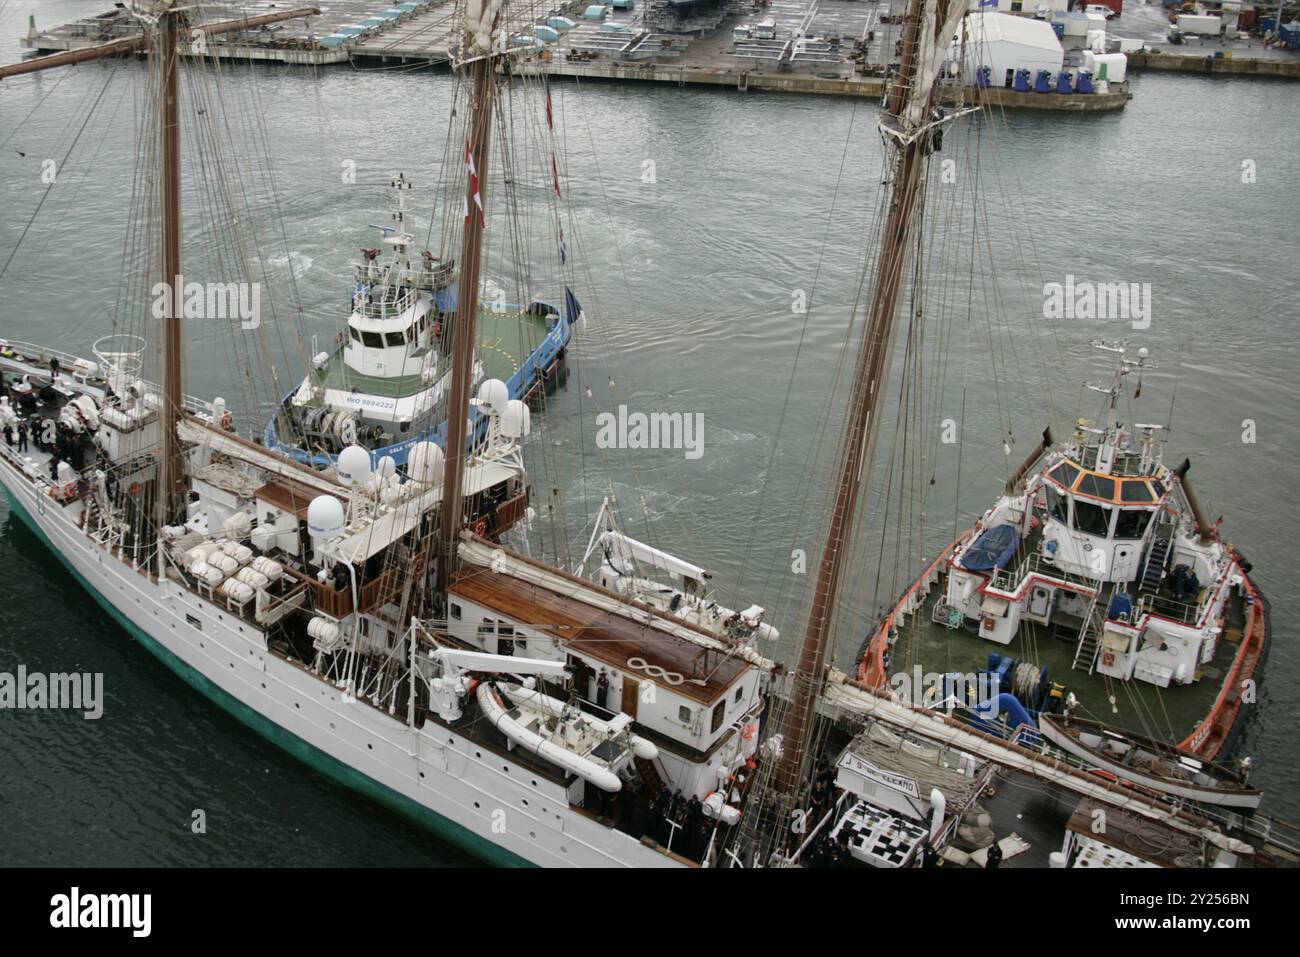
[1,0,1295,870]
[264,173,576,469]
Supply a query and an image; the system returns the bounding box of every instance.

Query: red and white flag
[464,140,484,226]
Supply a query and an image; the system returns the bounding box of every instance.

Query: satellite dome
[307,495,346,539]
[501,399,531,438]
[376,455,397,479]
[406,441,445,485]
[336,445,372,485]
[476,378,509,415]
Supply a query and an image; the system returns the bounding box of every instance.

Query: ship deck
[313,306,555,398]
[886,580,1243,747]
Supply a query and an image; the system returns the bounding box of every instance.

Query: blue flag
[563,287,583,327]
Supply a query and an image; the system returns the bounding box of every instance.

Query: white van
[754,19,776,40]
[733,25,753,41]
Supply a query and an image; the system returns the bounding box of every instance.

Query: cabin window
[1114,509,1152,540]
[497,622,516,656]
[1121,481,1154,503]
[707,696,728,728]
[348,326,362,342]
[1077,473,1115,500]
[734,685,744,704]
[384,330,405,348]
[1050,461,1079,489]
[1045,485,1068,524]
[710,701,726,733]
[450,603,462,621]
[361,330,384,348]
[678,706,692,724]
[1072,500,1112,537]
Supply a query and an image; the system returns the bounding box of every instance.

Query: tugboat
[264,174,575,469]
[857,341,1269,773]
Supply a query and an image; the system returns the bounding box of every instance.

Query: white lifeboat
[475,680,656,793]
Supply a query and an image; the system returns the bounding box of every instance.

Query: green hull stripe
[3,488,532,868]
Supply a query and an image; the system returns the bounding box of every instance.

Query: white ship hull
[0,455,685,869]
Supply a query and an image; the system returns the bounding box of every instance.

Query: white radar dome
[476,378,509,415]
[336,445,372,485]
[307,495,346,539]
[406,441,445,485]
[501,399,530,438]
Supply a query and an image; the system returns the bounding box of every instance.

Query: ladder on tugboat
[1071,592,1106,675]
[1139,537,1171,592]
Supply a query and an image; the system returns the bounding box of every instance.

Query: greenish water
[1,1,1297,865]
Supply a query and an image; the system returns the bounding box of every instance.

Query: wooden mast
[774,0,964,796]
[159,4,185,519]
[436,7,501,596]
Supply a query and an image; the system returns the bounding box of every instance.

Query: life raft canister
[473,518,488,537]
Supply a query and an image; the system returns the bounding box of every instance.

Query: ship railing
[2,340,217,414]
[990,551,1101,596]
[404,260,455,290]
[355,288,415,320]
[1,338,100,378]
[1194,804,1300,858]
[1135,592,1199,626]
[256,580,308,627]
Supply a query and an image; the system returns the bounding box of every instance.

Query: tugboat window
[1121,481,1155,503]
[361,330,384,348]
[1072,500,1112,537]
[385,331,405,347]
[348,326,361,342]
[711,701,726,733]
[1077,473,1115,500]
[1114,509,1152,540]
[1045,485,1068,524]
[1051,461,1079,488]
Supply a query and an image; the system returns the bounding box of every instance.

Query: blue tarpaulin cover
[961,524,1019,572]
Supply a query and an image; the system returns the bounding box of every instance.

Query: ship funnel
[1174,458,1214,543]
[1005,427,1053,493]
